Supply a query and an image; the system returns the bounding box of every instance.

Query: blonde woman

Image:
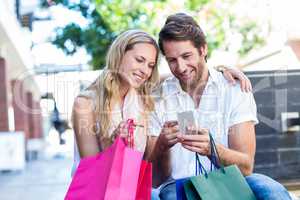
[71,29,251,174]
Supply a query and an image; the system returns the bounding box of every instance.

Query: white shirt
[148,68,258,180]
[72,88,147,176]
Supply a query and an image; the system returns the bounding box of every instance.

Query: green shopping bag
[183,134,256,200]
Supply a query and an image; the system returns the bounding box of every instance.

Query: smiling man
[148,13,291,200]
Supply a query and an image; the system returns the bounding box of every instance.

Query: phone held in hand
[177,110,196,134]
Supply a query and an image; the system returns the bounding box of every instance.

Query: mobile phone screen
[177,111,196,134]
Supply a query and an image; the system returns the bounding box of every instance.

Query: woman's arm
[72,96,100,158]
[215,65,252,92]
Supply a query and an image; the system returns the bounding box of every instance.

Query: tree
[40,0,268,70]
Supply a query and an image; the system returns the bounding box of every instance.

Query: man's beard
[180,63,204,92]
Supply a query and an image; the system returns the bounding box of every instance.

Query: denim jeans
[152,173,292,200]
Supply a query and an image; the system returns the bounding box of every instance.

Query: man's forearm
[216,144,254,176]
[148,137,172,187]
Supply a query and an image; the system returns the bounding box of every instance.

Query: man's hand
[157,121,180,151]
[178,127,211,156]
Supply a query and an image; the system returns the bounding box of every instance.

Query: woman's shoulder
[73,91,95,111]
[74,89,97,110]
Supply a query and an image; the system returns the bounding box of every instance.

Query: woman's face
[119,43,157,89]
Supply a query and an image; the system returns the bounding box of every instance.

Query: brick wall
[32,100,43,138]
[0,57,9,131]
[246,69,300,180]
[11,79,29,137]
[26,92,34,139]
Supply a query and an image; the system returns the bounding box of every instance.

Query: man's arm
[145,136,172,187]
[216,121,256,176]
[179,121,256,176]
[145,121,179,187]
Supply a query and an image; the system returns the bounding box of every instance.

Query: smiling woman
[71,30,160,173]
[118,43,157,89]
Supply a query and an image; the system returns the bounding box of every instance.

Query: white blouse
[72,88,147,176]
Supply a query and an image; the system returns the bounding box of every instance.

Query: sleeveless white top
[71,88,147,175]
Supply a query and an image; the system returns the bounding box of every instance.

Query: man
[147,13,291,200]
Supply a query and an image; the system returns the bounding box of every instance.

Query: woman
[72,29,251,173]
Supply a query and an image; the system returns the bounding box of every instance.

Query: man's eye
[183,55,190,59]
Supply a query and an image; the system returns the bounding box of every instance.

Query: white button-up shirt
[148,68,258,179]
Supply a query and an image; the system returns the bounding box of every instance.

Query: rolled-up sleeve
[228,86,259,128]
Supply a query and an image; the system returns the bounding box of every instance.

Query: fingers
[245,76,252,92]
[185,126,209,135]
[182,144,211,156]
[223,67,253,92]
[163,120,178,128]
[168,137,179,147]
[179,134,209,143]
[181,140,209,148]
[223,70,236,85]
[239,74,253,92]
[113,121,131,138]
[158,122,180,150]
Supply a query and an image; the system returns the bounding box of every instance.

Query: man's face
[162,40,207,87]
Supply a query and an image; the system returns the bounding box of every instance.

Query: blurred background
[0,0,300,199]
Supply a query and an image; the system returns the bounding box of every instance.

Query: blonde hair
[87,30,160,137]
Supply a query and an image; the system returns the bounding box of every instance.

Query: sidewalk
[0,157,72,200]
[0,154,299,200]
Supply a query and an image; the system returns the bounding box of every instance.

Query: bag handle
[209,133,225,173]
[195,133,225,177]
[126,119,135,148]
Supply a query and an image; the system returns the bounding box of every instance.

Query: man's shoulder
[210,68,244,94]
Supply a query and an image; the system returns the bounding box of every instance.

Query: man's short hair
[158,13,207,55]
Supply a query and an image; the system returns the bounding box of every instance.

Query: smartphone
[177,111,196,134]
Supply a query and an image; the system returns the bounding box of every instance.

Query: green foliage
[40,0,116,69]
[40,0,268,70]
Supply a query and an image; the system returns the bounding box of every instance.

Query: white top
[148,68,258,180]
[72,88,147,176]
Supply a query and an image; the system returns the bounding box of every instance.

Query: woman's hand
[216,65,252,92]
[112,121,129,139]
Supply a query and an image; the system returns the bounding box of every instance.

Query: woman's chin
[130,81,144,89]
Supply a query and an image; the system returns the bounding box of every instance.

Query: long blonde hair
[88,30,160,137]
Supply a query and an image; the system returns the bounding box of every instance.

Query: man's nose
[177,58,186,73]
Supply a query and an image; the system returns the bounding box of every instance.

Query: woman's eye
[149,64,155,69]
[136,58,143,63]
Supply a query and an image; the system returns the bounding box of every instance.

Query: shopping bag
[189,165,256,200]
[176,178,189,200]
[65,119,143,200]
[183,133,257,200]
[135,160,152,200]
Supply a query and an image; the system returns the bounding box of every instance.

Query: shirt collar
[162,67,221,97]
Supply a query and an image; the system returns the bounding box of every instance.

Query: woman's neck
[118,79,131,101]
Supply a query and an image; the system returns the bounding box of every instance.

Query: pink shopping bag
[135,161,152,200]
[65,136,143,200]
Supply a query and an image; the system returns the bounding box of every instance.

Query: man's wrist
[214,143,226,165]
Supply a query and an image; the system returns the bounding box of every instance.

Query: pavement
[0,156,72,200]
[1,156,299,200]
